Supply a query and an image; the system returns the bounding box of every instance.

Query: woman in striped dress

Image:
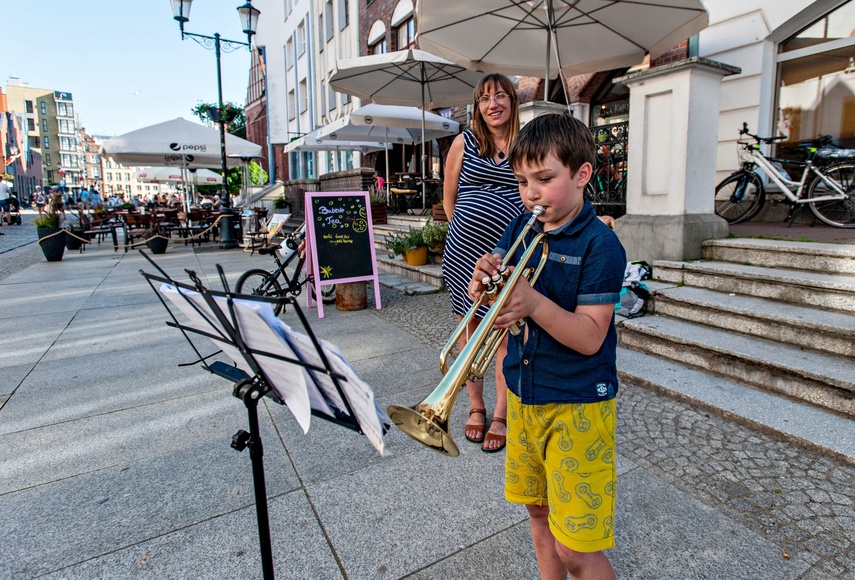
[442,73,524,453]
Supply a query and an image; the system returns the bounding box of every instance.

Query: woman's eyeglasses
[477,92,510,106]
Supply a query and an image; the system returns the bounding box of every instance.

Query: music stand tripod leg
[231,378,276,580]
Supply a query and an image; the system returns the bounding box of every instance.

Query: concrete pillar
[613,57,740,262]
[519,101,574,127]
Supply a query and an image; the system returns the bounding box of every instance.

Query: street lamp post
[170,0,260,249]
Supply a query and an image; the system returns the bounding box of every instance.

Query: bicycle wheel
[235,269,285,315]
[310,283,337,305]
[806,163,855,228]
[714,172,765,224]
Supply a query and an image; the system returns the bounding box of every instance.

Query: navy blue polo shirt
[494,201,626,404]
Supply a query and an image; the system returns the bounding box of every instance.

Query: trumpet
[387,206,549,456]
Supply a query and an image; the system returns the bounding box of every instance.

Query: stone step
[375,249,444,289]
[702,237,855,275]
[376,272,442,295]
[652,259,855,314]
[618,315,855,418]
[617,347,855,465]
[651,285,855,358]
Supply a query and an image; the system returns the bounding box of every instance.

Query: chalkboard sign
[304,192,382,318]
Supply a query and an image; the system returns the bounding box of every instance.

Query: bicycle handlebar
[739,123,834,149]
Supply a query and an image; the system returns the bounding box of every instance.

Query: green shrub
[34,210,60,229]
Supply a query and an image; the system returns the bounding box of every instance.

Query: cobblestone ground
[3,238,852,578]
[371,289,855,579]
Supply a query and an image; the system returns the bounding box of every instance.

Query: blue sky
[3,0,254,137]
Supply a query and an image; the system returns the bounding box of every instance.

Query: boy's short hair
[508,113,595,175]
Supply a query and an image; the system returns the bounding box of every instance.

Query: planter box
[37,227,66,262]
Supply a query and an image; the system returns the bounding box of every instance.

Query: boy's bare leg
[555,543,615,580]
[527,504,615,580]
[526,505,567,580]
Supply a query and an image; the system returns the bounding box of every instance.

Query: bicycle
[714,123,855,228]
[235,224,336,315]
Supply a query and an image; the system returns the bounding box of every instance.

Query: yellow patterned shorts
[505,390,616,553]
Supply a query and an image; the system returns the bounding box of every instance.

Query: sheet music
[159,284,314,433]
[158,283,388,455]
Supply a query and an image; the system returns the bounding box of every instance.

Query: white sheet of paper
[159,284,313,433]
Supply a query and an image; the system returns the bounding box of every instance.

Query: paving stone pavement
[2,222,854,578]
[370,289,855,579]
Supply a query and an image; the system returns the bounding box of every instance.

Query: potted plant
[369,193,387,225]
[64,209,91,251]
[384,230,409,259]
[431,199,448,222]
[422,217,448,261]
[34,209,66,262]
[273,195,290,211]
[404,226,429,266]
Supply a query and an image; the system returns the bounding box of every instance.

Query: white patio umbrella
[101,117,262,169]
[417,0,709,99]
[283,128,391,155]
[316,104,460,205]
[135,167,223,185]
[330,50,478,200]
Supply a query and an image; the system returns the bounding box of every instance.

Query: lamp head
[169,0,193,23]
[237,1,260,37]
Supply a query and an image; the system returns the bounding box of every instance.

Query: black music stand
[139,251,383,579]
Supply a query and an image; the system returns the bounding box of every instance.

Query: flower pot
[405,246,429,266]
[65,229,85,251]
[146,236,169,254]
[37,227,66,262]
[370,201,387,225]
[432,204,448,222]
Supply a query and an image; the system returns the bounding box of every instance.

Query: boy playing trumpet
[469,113,626,579]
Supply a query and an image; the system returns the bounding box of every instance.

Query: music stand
[138,251,387,579]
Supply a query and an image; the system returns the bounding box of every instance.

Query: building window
[57,102,74,117]
[28,118,36,131]
[25,100,34,113]
[299,79,308,113]
[106,160,112,168]
[367,20,387,54]
[31,136,40,148]
[369,39,387,55]
[58,119,76,133]
[297,21,306,56]
[40,102,46,114]
[396,18,415,50]
[325,1,334,42]
[339,0,349,31]
[288,90,296,120]
[286,38,294,69]
[44,136,50,149]
[328,83,336,111]
[107,173,113,180]
[45,154,51,165]
[776,1,855,149]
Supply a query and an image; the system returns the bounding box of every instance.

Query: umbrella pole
[544,0,553,100]
[421,78,427,209]
[384,128,391,205]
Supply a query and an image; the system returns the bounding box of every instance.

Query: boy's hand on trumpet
[468,253,542,330]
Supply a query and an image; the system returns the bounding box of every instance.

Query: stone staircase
[371,214,445,294]
[617,237,855,464]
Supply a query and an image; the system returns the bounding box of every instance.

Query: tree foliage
[191,101,246,139]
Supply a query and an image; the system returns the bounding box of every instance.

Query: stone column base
[614,213,729,262]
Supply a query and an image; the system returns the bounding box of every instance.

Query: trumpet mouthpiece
[532,205,545,216]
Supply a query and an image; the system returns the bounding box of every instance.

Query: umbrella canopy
[329,49,483,108]
[135,167,223,185]
[101,117,262,169]
[316,104,459,144]
[316,104,460,203]
[418,0,709,96]
[283,128,392,154]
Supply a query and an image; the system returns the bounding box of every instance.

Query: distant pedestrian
[0,180,12,227]
[80,186,91,210]
[49,187,66,219]
[89,188,102,208]
[35,186,46,216]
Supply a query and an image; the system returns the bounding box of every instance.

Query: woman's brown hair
[470,73,520,159]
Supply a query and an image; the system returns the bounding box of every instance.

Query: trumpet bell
[387,404,460,457]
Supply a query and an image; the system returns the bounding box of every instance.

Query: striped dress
[443,130,524,317]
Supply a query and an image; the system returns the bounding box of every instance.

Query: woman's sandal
[464,408,487,443]
[481,417,506,453]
